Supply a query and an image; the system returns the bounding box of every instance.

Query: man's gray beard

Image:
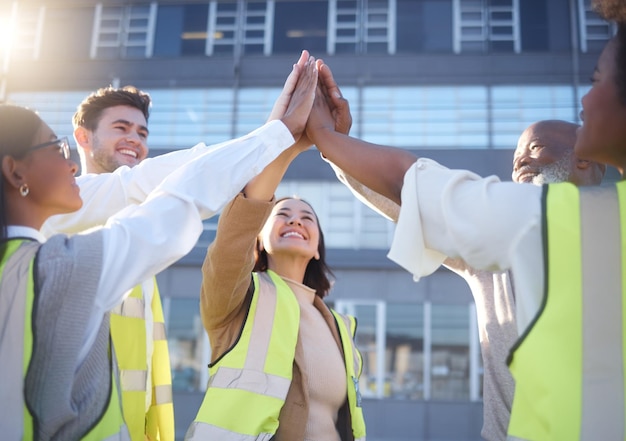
[532,154,572,185]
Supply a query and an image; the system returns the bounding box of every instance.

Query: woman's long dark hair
[253,197,335,298]
[0,105,44,245]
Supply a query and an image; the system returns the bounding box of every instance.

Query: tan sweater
[200,193,352,441]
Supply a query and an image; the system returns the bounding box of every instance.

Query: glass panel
[387,303,424,399]
[491,11,512,20]
[153,4,209,56]
[396,0,453,54]
[235,87,281,137]
[167,298,207,392]
[146,88,235,149]
[362,86,488,148]
[273,1,327,54]
[491,85,576,148]
[124,46,146,58]
[431,304,470,400]
[346,303,384,398]
[6,90,89,143]
[461,11,483,21]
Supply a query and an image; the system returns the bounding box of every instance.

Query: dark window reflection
[519,0,549,52]
[396,0,453,54]
[154,4,209,57]
[273,1,328,54]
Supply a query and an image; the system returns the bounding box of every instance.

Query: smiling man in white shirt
[69,85,175,441]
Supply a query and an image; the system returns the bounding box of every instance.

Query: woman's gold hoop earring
[19,184,29,197]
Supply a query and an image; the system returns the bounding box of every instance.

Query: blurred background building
[0,0,615,439]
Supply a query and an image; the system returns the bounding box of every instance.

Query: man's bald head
[512,120,605,186]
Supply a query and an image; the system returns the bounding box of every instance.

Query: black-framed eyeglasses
[27,137,71,159]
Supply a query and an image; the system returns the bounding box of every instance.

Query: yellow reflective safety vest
[186,270,366,441]
[110,279,174,441]
[0,239,128,440]
[508,182,626,440]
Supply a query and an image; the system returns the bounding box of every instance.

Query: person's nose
[126,131,143,145]
[287,216,302,226]
[513,152,530,172]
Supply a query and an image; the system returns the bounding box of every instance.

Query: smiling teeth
[282,231,304,239]
[119,149,137,158]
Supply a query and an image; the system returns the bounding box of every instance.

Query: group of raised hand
[271,50,352,156]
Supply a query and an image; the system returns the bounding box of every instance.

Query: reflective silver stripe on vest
[579,186,624,439]
[153,321,166,341]
[207,272,291,399]
[0,241,39,440]
[153,384,173,405]
[186,421,273,441]
[111,296,145,318]
[120,369,148,392]
[207,366,290,400]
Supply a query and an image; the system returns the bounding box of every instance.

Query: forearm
[200,194,274,331]
[313,129,417,205]
[243,145,300,201]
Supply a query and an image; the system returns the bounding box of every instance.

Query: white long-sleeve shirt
[20,120,295,363]
[388,158,544,333]
[42,121,292,235]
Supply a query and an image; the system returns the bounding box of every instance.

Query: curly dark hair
[72,85,151,131]
[253,197,335,298]
[593,0,626,105]
[593,0,626,22]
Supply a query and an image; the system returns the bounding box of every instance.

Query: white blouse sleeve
[42,121,293,236]
[388,158,542,281]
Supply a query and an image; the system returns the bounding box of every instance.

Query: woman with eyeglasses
[0,52,317,441]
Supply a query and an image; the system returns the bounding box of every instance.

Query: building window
[146,88,236,149]
[90,2,157,59]
[165,298,209,392]
[430,303,471,400]
[334,300,480,401]
[206,0,274,57]
[273,1,328,54]
[328,0,396,55]
[452,0,520,53]
[578,0,615,53]
[4,90,87,141]
[361,86,489,148]
[490,85,576,149]
[8,84,581,153]
[396,0,454,54]
[153,4,210,57]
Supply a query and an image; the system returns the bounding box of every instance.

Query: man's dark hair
[72,85,151,131]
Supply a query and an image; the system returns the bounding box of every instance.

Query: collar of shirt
[7,225,46,243]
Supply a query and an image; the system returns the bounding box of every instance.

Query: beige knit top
[200,193,349,441]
